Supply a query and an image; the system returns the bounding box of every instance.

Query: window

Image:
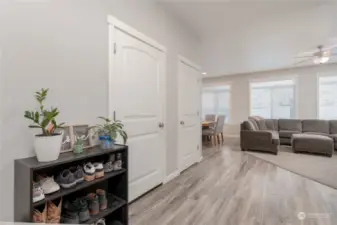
[319,76,337,119]
[250,80,296,119]
[202,86,230,121]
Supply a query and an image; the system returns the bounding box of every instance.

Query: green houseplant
[24,88,64,162]
[90,117,127,149]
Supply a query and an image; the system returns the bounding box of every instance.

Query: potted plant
[73,135,84,154]
[24,88,64,162]
[90,117,127,149]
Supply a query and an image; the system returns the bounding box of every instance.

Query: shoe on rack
[63,198,90,223]
[87,193,100,216]
[32,182,45,203]
[36,175,60,194]
[96,218,106,225]
[93,162,104,178]
[96,189,107,211]
[69,165,84,184]
[57,169,77,189]
[32,203,47,223]
[46,198,62,223]
[83,162,96,181]
[77,197,91,222]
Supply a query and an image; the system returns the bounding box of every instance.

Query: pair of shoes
[33,198,62,223]
[57,166,84,189]
[33,175,60,203]
[103,153,123,173]
[88,189,108,216]
[62,197,90,223]
[84,162,104,181]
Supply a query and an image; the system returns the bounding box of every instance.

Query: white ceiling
[158,0,337,76]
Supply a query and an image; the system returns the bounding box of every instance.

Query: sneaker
[83,163,95,181]
[104,154,115,173]
[77,198,91,222]
[36,175,60,194]
[96,189,107,210]
[57,169,77,189]
[96,218,106,225]
[87,193,100,216]
[32,203,47,223]
[46,198,62,223]
[33,182,45,203]
[93,162,104,178]
[69,166,84,184]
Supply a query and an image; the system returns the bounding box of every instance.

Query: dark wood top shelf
[33,169,127,207]
[16,145,127,170]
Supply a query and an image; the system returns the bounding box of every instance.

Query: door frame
[107,15,167,192]
[177,55,203,173]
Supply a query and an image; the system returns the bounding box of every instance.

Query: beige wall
[203,63,337,135]
[0,0,200,220]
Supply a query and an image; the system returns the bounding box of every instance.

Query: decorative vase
[34,133,63,162]
[99,135,115,150]
[73,144,83,154]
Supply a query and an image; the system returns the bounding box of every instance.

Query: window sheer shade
[319,76,337,120]
[250,80,296,119]
[202,86,230,122]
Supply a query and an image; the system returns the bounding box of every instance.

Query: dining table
[202,121,216,129]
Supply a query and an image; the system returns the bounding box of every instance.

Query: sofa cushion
[302,119,329,134]
[243,121,256,131]
[304,132,330,137]
[265,119,278,131]
[248,119,259,130]
[278,119,302,132]
[330,120,337,134]
[279,130,301,138]
[256,120,268,130]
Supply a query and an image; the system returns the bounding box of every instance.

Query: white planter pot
[34,133,63,162]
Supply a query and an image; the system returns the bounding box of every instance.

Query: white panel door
[110,26,166,201]
[178,57,202,172]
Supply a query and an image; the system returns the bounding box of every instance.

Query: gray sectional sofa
[240,118,337,157]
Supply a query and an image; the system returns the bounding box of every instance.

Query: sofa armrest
[240,130,274,149]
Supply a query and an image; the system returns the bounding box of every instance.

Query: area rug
[246,146,337,189]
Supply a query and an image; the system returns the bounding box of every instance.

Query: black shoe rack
[14,145,128,225]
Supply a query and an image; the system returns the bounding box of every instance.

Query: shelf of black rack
[14,145,129,225]
[33,169,126,207]
[82,196,127,224]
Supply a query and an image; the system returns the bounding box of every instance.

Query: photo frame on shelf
[72,124,92,149]
[61,125,73,153]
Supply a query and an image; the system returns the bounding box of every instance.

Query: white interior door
[178,57,202,172]
[109,19,166,202]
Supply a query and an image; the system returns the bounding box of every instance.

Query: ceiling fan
[295,45,337,65]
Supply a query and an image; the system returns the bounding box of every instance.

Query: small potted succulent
[73,135,84,154]
[24,88,64,162]
[90,117,127,149]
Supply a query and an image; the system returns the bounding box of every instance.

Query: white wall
[203,63,337,135]
[0,0,200,220]
[201,3,337,76]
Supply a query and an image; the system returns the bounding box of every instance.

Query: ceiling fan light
[313,56,330,64]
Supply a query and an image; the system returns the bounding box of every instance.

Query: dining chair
[205,114,216,122]
[202,115,226,146]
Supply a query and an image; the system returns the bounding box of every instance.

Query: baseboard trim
[163,170,180,184]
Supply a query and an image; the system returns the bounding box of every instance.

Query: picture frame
[72,124,91,149]
[61,125,73,153]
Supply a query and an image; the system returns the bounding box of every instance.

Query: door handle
[180,121,185,125]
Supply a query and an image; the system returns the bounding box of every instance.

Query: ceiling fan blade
[294,56,314,58]
[294,59,311,65]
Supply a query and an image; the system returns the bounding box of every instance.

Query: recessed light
[202,72,207,75]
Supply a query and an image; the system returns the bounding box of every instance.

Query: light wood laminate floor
[129,146,337,225]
